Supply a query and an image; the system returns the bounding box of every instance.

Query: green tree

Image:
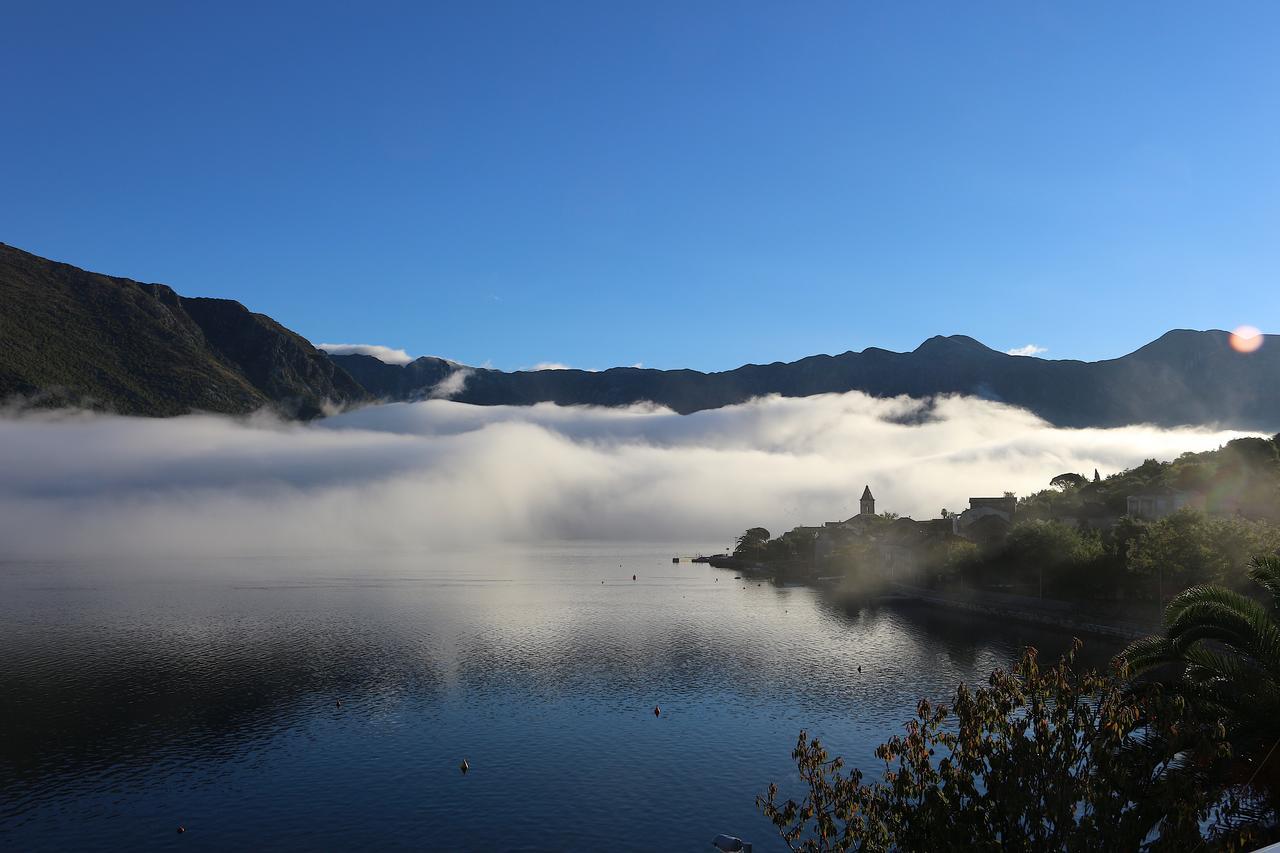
[1000,520,1105,598]
[1123,555,1280,802]
[1224,437,1280,471]
[734,527,770,558]
[759,643,1263,851]
[940,538,978,580]
[1050,472,1088,490]
[1126,510,1280,594]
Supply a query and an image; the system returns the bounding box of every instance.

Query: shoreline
[703,556,1159,642]
[875,583,1157,641]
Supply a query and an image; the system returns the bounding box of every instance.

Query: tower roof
[861,485,874,500]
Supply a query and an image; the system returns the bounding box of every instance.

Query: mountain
[331,330,1280,431]
[3,242,1277,430]
[0,242,366,417]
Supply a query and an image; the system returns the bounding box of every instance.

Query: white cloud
[0,393,1251,560]
[523,362,606,372]
[428,367,473,399]
[316,343,414,365]
[1006,344,1048,357]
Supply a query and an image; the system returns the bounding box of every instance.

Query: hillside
[0,243,366,417]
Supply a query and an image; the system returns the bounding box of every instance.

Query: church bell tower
[860,485,875,516]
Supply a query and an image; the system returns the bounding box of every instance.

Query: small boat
[672,557,680,563]
[711,835,751,852]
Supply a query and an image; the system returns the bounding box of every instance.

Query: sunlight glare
[1229,325,1264,353]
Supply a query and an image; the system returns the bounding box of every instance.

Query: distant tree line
[959,434,1280,602]
[734,434,1280,600]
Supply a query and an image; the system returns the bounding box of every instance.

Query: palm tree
[1122,555,1280,801]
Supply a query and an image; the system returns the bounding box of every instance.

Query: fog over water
[0,392,1252,849]
[0,392,1249,560]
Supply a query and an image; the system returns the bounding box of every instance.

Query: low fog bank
[0,393,1250,560]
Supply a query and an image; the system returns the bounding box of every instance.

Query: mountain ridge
[0,242,367,417]
[329,325,1278,429]
[1,242,1276,429]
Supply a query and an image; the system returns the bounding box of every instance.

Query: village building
[815,485,881,561]
[952,495,1016,546]
[1126,487,1198,521]
[813,486,1011,582]
[877,517,957,583]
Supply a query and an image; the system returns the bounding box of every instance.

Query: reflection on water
[0,545,1117,851]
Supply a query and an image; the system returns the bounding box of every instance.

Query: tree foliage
[1123,555,1280,802]
[759,643,1268,852]
[1020,436,1280,522]
[1126,510,1280,591]
[734,527,771,557]
[1050,472,1088,490]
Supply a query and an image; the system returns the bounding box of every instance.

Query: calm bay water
[0,544,1112,851]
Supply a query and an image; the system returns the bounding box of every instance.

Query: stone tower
[860,485,875,516]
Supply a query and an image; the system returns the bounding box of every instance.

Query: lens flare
[1229,325,1264,354]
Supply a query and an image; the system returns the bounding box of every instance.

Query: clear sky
[2,2,1276,371]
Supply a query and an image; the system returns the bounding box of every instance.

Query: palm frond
[1249,555,1280,611]
[1120,635,1178,676]
[1163,590,1280,679]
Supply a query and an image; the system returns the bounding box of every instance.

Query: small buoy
[177,826,186,834]
[459,758,470,774]
[653,705,661,717]
[632,574,636,581]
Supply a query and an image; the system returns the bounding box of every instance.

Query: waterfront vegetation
[759,561,1280,849]
[735,434,1280,603]
[756,438,1280,849]
[759,642,1272,851]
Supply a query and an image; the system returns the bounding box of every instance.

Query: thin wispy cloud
[316,343,414,365]
[522,362,643,372]
[1006,344,1048,357]
[0,393,1249,560]
[428,368,474,399]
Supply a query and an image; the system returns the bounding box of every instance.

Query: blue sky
[2,2,1276,370]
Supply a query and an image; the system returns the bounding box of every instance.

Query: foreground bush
[759,643,1272,852]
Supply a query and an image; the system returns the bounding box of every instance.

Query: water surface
[0,544,1112,851]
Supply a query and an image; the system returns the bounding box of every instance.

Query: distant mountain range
[2,242,1277,430]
